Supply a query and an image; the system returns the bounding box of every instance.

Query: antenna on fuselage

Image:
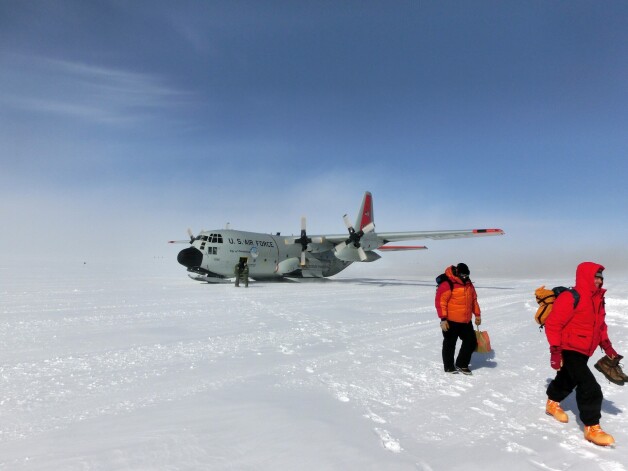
[225,222,231,229]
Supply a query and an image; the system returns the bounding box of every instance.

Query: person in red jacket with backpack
[544,262,620,447]
[435,263,481,375]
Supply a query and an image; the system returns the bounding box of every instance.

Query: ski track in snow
[1,266,627,470]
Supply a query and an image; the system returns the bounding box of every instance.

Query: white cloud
[0,55,194,126]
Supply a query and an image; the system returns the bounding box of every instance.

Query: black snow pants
[546,349,603,426]
[442,320,477,371]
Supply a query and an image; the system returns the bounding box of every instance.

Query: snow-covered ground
[1,261,627,470]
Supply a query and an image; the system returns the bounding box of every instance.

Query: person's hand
[601,340,618,359]
[550,346,562,370]
[605,346,619,359]
[440,320,449,332]
[475,316,481,326]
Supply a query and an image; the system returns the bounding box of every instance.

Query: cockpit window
[209,233,223,243]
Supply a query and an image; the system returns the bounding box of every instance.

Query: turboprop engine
[276,257,325,278]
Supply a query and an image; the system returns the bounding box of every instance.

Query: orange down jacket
[435,265,481,323]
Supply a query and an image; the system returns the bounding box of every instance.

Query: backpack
[436,273,453,291]
[534,285,580,328]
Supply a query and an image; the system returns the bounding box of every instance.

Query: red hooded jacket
[545,262,610,357]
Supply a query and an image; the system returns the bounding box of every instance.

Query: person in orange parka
[544,262,620,447]
[435,263,481,375]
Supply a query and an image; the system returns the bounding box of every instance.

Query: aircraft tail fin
[355,191,374,230]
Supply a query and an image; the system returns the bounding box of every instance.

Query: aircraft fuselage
[177,229,351,281]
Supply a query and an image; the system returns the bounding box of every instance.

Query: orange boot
[584,425,615,447]
[546,399,568,423]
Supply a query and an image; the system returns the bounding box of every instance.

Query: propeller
[168,228,196,245]
[285,216,324,266]
[296,217,310,266]
[334,215,375,261]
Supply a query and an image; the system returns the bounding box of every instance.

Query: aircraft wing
[309,228,503,247]
[377,245,428,251]
[376,228,504,243]
[311,234,355,244]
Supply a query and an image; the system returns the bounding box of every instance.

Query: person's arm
[435,283,451,320]
[471,284,481,324]
[545,292,576,369]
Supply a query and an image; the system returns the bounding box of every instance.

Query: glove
[475,316,481,326]
[440,320,449,332]
[601,339,618,359]
[550,346,562,370]
[605,346,619,359]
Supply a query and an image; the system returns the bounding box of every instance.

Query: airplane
[169,191,504,283]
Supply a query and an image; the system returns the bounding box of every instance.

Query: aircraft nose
[177,246,203,268]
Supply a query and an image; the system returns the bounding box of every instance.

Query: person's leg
[561,350,603,426]
[455,322,477,369]
[442,328,457,372]
[546,356,577,403]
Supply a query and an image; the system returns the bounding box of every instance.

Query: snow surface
[1,262,627,470]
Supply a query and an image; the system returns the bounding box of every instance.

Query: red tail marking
[359,193,373,230]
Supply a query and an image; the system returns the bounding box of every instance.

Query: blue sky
[1,1,627,275]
